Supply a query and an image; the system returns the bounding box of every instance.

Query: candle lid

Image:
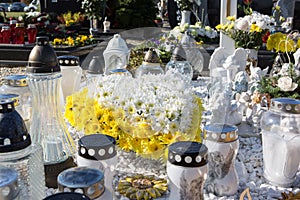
[27,36,60,73]
[168,141,208,167]
[0,94,19,107]
[180,31,196,47]
[271,98,300,114]
[78,134,116,160]
[87,56,104,74]
[0,166,19,200]
[144,48,160,64]
[0,100,31,153]
[43,192,90,200]
[57,167,104,199]
[3,75,28,87]
[103,34,129,53]
[171,44,187,61]
[58,55,80,67]
[204,124,238,143]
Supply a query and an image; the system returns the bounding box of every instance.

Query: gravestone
[276,0,295,18]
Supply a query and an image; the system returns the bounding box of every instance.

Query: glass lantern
[0,75,32,129]
[26,36,76,188]
[0,100,45,199]
[261,98,300,187]
[85,55,104,92]
[135,48,164,78]
[165,44,193,81]
[181,31,204,79]
[103,34,130,75]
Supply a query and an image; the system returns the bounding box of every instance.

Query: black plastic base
[44,157,77,188]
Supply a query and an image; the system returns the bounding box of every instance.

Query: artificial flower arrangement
[266,32,300,53]
[170,21,219,44]
[64,72,204,159]
[174,0,193,11]
[52,35,95,47]
[216,12,274,50]
[258,32,300,100]
[57,11,85,27]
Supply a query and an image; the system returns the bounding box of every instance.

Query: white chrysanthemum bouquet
[65,72,203,159]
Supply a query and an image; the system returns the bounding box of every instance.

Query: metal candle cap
[43,192,91,200]
[58,55,80,67]
[171,44,187,61]
[204,124,238,143]
[271,98,300,114]
[168,141,208,167]
[0,100,31,153]
[57,167,104,199]
[0,166,19,200]
[27,36,60,73]
[2,75,28,87]
[78,134,116,160]
[0,94,19,107]
[144,48,160,63]
[87,56,104,74]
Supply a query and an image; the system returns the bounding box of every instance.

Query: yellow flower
[146,141,164,155]
[226,15,236,21]
[267,32,296,52]
[250,24,262,33]
[297,39,300,49]
[215,24,222,30]
[158,132,175,145]
[53,38,63,45]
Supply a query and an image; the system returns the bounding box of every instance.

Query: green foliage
[115,0,157,29]
[79,0,105,20]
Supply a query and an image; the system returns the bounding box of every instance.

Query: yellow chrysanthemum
[146,141,164,155]
[53,38,63,45]
[158,132,175,145]
[250,24,262,33]
[226,15,236,21]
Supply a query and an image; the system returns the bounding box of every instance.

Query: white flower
[91,73,200,136]
[277,76,298,92]
[235,18,250,31]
